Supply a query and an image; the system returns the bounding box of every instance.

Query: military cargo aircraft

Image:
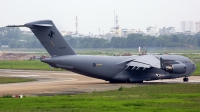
[7,20,196,83]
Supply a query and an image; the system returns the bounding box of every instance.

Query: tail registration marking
[50,41,55,46]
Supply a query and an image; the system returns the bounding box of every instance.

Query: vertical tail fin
[23,20,76,56]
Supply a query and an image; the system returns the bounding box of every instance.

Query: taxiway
[0,69,199,96]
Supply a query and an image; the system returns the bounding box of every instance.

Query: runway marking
[0,69,78,75]
[148,79,180,82]
[0,71,30,74]
[0,78,77,86]
[36,73,79,75]
[9,75,42,77]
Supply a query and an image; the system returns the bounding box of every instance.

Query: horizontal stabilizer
[6,25,25,27]
[6,24,53,27]
[33,24,53,27]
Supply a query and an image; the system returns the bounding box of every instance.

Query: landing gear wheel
[127,78,130,83]
[126,79,143,83]
[183,77,189,82]
[109,80,126,83]
[136,81,143,83]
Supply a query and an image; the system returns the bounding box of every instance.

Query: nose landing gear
[183,77,189,82]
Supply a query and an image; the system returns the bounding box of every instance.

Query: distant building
[180,21,194,32]
[60,31,74,36]
[159,27,176,35]
[175,31,184,35]
[167,27,176,34]
[1,45,9,48]
[184,31,195,35]
[146,26,156,36]
[110,27,121,37]
[18,40,26,42]
[21,31,33,35]
[121,29,144,37]
[195,21,200,33]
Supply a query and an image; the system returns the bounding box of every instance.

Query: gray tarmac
[0,69,200,96]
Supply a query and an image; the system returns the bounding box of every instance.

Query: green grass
[1,48,200,56]
[0,60,61,71]
[75,48,200,54]
[0,77,36,84]
[0,84,200,112]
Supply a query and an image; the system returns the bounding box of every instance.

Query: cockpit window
[182,60,191,63]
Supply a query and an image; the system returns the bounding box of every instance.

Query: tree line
[0,27,200,48]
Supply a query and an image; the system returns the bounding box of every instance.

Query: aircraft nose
[193,62,196,71]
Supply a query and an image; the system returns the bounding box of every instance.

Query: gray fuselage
[42,55,196,82]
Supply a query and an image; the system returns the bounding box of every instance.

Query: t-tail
[7,20,76,56]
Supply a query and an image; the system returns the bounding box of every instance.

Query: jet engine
[165,64,186,74]
[160,58,186,74]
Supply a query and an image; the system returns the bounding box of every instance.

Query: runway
[0,69,200,96]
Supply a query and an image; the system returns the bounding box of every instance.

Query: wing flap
[133,55,160,68]
[127,61,151,68]
[125,55,161,70]
[116,57,135,65]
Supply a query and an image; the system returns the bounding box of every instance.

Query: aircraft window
[182,61,188,63]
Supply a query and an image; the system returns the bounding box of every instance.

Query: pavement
[0,69,200,96]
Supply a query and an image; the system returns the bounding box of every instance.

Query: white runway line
[49,73,78,75]
[40,78,78,83]
[9,75,42,77]
[7,72,30,74]
[0,71,30,74]
[0,78,77,86]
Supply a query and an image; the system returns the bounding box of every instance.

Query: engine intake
[165,64,186,74]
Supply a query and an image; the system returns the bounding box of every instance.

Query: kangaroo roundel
[48,30,55,40]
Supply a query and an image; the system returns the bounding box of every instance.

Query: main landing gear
[126,78,143,83]
[183,77,189,82]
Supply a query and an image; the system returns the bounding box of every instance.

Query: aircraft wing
[124,55,161,70]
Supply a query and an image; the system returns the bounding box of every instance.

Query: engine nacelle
[165,64,186,74]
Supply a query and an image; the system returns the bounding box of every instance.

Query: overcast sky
[0,0,200,34]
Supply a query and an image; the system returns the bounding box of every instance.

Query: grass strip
[0,84,200,112]
[0,77,36,84]
[0,60,62,71]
